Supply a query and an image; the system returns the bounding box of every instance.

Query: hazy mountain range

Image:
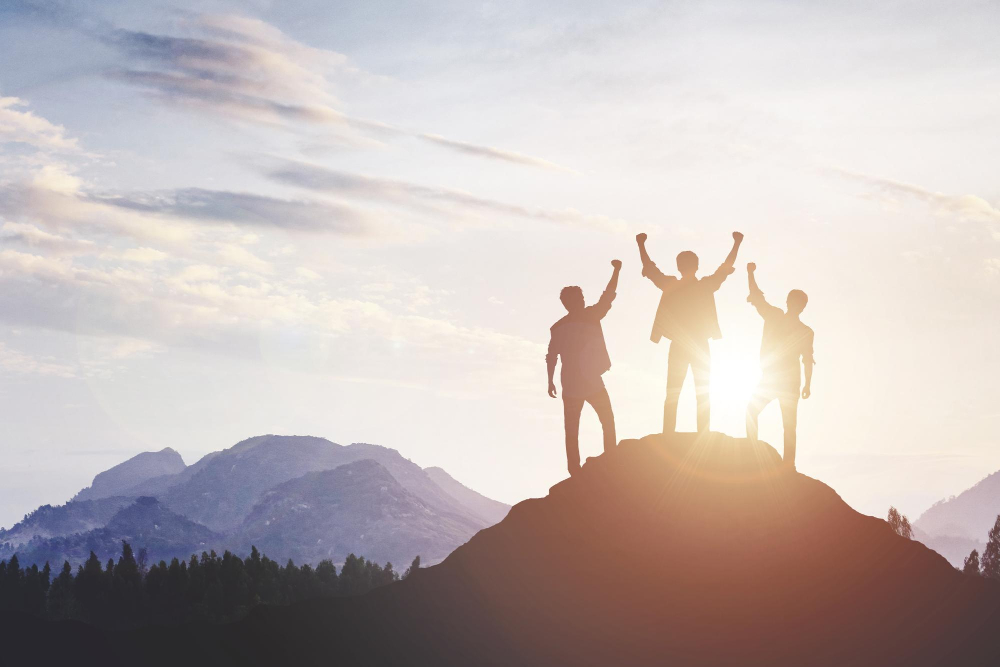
[913,470,1000,567]
[0,435,509,568]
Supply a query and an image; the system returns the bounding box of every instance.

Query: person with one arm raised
[636,231,743,434]
[546,260,622,477]
[744,262,815,471]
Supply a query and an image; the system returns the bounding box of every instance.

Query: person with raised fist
[636,231,743,434]
[546,259,622,476]
[744,262,815,471]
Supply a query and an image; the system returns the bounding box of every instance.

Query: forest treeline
[962,514,1000,579]
[0,541,418,628]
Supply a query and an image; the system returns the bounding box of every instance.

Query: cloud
[0,221,95,255]
[0,172,193,244]
[0,96,79,151]
[0,342,76,378]
[418,133,574,172]
[835,168,1000,224]
[101,14,569,171]
[0,167,375,242]
[119,247,169,263]
[96,187,374,234]
[261,158,625,232]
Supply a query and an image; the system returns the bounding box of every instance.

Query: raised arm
[606,259,622,293]
[702,231,744,291]
[722,231,744,271]
[747,261,762,295]
[636,233,672,289]
[636,233,653,271]
[746,263,781,318]
[591,260,622,319]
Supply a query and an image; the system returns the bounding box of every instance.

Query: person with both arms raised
[636,231,743,434]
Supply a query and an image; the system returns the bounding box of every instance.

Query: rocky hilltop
[121,431,1000,666]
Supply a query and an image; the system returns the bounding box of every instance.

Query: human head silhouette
[560,286,585,313]
[676,251,699,278]
[786,289,808,315]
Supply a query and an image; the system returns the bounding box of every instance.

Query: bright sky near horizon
[2,0,1000,530]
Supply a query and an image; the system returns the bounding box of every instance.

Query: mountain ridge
[5,435,509,568]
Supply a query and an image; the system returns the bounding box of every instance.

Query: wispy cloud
[100,14,570,171]
[0,221,95,255]
[261,157,625,232]
[417,133,575,173]
[94,188,374,235]
[0,165,376,243]
[834,167,1000,224]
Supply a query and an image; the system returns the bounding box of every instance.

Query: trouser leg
[746,387,774,443]
[663,341,689,433]
[778,395,799,467]
[563,396,585,474]
[586,385,617,454]
[691,340,712,433]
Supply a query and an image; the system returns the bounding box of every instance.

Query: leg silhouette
[663,341,690,433]
[745,389,771,443]
[691,340,711,433]
[562,396,585,475]
[586,386,617,454]
[778,395,798,468]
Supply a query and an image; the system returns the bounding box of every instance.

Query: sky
[2,0,1000,530]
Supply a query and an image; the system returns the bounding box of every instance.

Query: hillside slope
[0,497,133,551]
[121,431,1000,667]
[13,497,220,566]
[424,466,509,524]
[232,460,484,565]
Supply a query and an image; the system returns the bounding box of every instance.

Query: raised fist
[611,259,622,270]
[636,233,647,244]
[733,231,744,243]
[747,262,756,272]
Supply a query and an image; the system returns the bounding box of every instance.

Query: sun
[706,348,762,436]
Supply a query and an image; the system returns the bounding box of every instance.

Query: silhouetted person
[547,260,622,476]
[744,262,814,470]
[637,231,743,433]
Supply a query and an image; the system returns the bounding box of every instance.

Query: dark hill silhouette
[113,431,1000,667]
[74,448,186,501]
[915,470,1000,565]
[233,459,484,566]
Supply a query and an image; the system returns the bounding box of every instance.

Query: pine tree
[48,561,78,620]
[74,552,105,622]
[404,555,421,579]
[315,559,338,597]
[887,507,913,539]
[963,549,981,576]
[112,541,144,626]
[980,515,1000,579]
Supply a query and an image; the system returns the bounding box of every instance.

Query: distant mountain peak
[73,448,187,502]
